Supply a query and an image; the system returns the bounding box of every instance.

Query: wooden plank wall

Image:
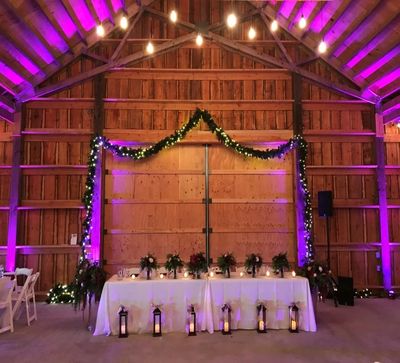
[0,0,398,292]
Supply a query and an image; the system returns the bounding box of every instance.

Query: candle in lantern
[121,322,126,335]
[291,319,297,331]
[240,271,244,277]
[155,323,161,334]
[189,322,195,333]
[266,271,270,277]
[184,271,189,278]
[160,273,164,279]
[258,320,264,331]
[292,271,296,277]
[209,271,215,278]
[223,321,230,332]
[131,274,136,280]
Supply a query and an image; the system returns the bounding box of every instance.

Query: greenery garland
[74,109,314,293]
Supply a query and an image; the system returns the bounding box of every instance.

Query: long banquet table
[94,274,316,336]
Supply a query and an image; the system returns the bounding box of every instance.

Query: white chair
[0,278,16,334]
[25,272,40,324]
[14,268,33,293]
[12,274,33,325]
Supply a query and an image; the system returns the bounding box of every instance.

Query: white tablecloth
[94,276,208,335]
[94,275,316,336]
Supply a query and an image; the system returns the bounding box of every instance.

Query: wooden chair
[25,272,40,324]
[0,278,16,334]
[12,274,33,325]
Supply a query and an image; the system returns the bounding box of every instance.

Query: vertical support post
[292,73,306,265]
[375,106,391,290]
[91,74,106,264]
[204,144,210,266]
[6,103,23,271]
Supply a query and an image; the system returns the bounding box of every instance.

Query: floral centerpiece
[165,253,184,279]
[298,260,337,299]
[244,253,263,278]
[272,252,290,278]
[217,252,237,278]
[140,253,159,280]
[187,252,208,279]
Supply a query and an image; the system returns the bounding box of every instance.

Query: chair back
[26,272,40,298]
[0,279,15,304]
[15,268,33,291]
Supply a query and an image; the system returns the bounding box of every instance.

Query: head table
[93,273,316,336]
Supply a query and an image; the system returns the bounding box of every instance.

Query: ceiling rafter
[298,2,325,40]
[60,0,90,40]
[383,95,400,115]
[0,106,14,123]
[383,108,400,125]
[2,0,62,61]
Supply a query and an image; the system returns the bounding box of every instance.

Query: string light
[318,40,327,53]
[227,13,237,28]
[271,19,278,32]
[298,15,307,29]
[196,34,203,46]
[146,41,154,54]
[120,16,128,30]
[170,10,178,23]
[248,26,256,40]
[96,24,105,37]
[396,122,400,129]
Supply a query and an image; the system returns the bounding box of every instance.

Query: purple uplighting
[355,45,400,81]
[111,0,124,13]
[290,2,318,30]
[309,1,340,33]
[92,0,113,22]
[50,3,78,38]
[369,68,400,90]
[0,61,25,85]
[69,0,96,32]
[278,1,297,19]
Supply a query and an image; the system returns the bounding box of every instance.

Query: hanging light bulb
[196,33,203,46]
[396,122,400,129]
[146,41,154,54]
[318,39,327,53]
[271,20,278,32]
[96,24,105,37]
[170,10,178,23]
[227,13,237,28]
[120,16,128,30]
[298,15,307,29]
[248,26,256,40]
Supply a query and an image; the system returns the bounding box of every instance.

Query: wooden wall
[1,0,398,293]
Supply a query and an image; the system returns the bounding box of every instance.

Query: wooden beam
[382,95,400,114]
[259,12,294,65]
[6,103,23,271]
[379,78,400,100]
[0,94,14,112]
[0,107,14,123]
[383,108,400,125]
[110,8,144,61]
[84,0,102,25]
[82,50,109,64]
[59,0,90,40]
[375,108,392,290]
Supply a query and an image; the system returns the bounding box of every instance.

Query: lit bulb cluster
[354,288,373,299]
[96,14,129,38]
[46,283,75,304]
[76,109,315,270]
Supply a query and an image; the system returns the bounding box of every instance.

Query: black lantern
[153,306,162,337]
[188,305,196,336]
[221,303,232,335]
[256,304,267,333]
[288,303,299,333]
[118,306,128,338]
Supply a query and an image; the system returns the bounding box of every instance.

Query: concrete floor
[1,299,399,363]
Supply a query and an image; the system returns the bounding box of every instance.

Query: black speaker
[337,276,354,306]
[318,191,333,217]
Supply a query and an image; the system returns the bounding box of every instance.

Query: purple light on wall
[343,24,394,69]
[0,61,25,85]
[0,37,40,75]
[90,153,102,263]
[278,1,297,19]
[355,45,400,81]
[32,12,69,53]
[309,1,340,33]
[111,0,124,13]
[291,2,318,30]
[92,0,113,22]
[50,3,78,38]
[369,68,400,90]
[69,0,96,31]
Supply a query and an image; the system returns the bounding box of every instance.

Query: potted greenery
[165,253,184,279]
[272,252,290,278]
[187,252,208,279]
[73,259,107,330]
[140,253,159,280]
[244,253,263,278]
[217,252,237,278]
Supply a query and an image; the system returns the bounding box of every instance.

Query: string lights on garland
[46,283,75,304]
[75,109,314,288]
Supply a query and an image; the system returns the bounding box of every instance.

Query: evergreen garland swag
[74,109,314,297]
